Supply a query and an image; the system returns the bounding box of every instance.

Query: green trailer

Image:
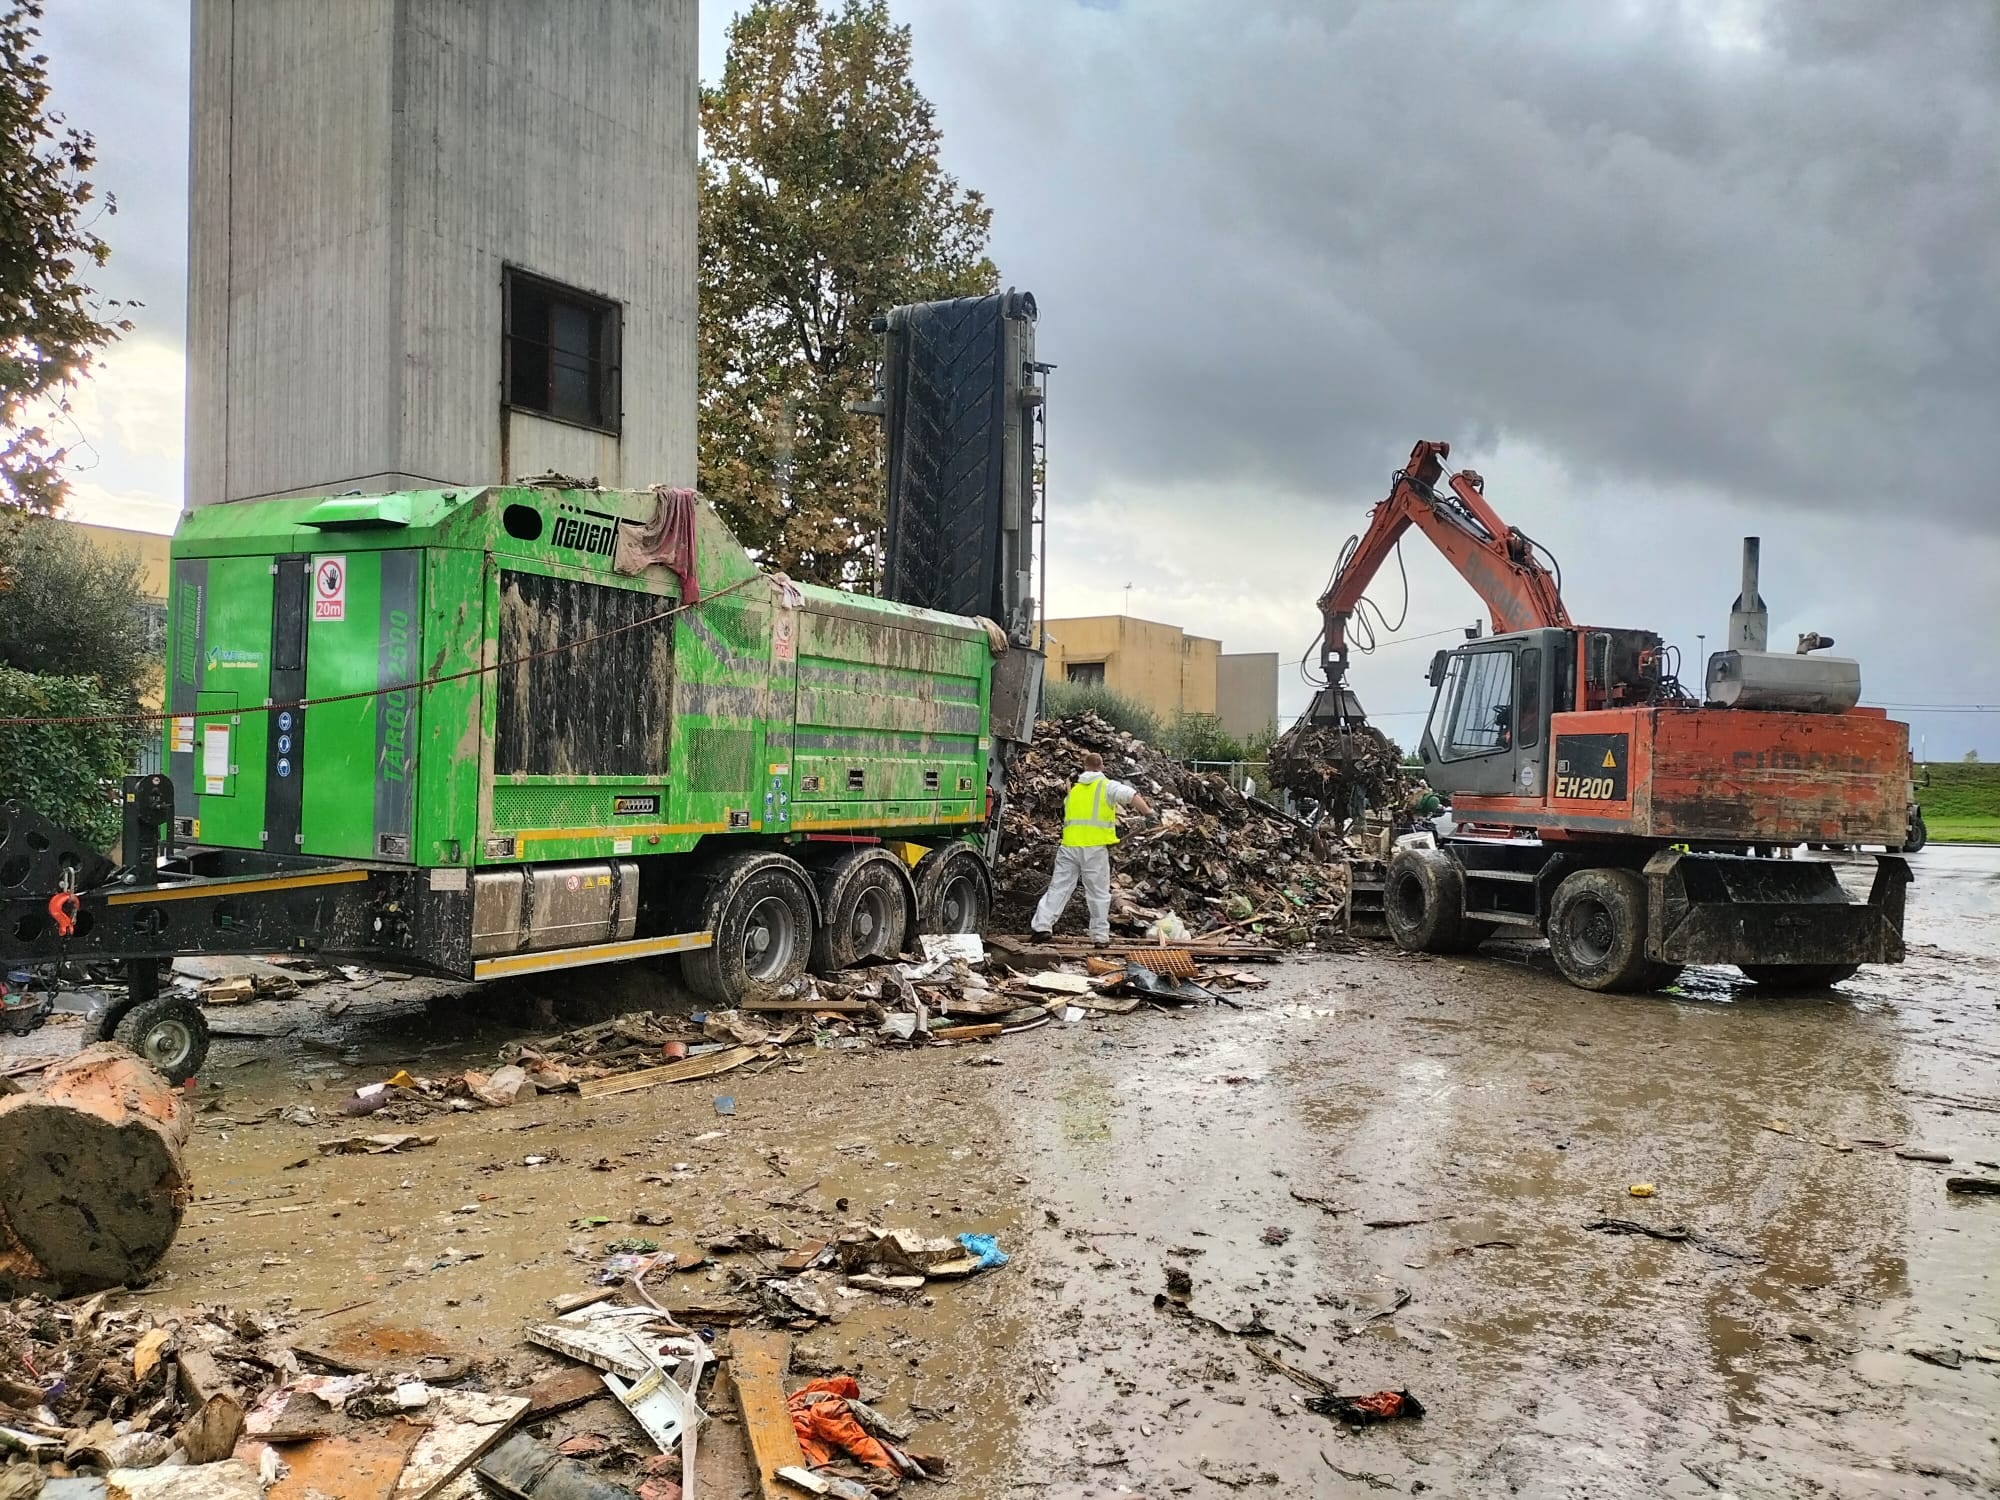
[1,481,1037,1080]
[1,292,1045,1080]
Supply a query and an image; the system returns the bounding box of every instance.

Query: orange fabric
[786,1377,896,1471]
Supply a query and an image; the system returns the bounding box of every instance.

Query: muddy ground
[7,846,1998,1497]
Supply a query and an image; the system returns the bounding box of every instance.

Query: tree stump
[0,1043,192,1296]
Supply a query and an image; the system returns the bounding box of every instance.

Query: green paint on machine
[165,487,998,886]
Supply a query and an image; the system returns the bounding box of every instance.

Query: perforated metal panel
[879,291,1037,636]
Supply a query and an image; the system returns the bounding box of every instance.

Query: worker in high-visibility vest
[1031,750,1152,944]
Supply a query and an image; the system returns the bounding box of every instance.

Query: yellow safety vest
[1062,777,1119,847]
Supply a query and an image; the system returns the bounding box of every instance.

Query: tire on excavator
[1547,867,1678,993]
[1383,847,1486,955]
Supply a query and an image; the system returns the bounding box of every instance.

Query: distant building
[1040,615,1277,743]
[1217,651,1279,743]
[186,0,698,507]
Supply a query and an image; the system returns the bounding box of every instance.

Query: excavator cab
[1418,627,1566,800]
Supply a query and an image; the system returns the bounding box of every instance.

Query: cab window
[1429,648,1515,759]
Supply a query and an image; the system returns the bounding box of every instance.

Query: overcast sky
[36,0,2000,756]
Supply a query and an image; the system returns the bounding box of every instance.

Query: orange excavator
[1306,440,1911,993]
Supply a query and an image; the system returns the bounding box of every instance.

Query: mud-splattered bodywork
[165,486,993,873]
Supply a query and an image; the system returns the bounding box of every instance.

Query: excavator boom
[1312,439,1570,723]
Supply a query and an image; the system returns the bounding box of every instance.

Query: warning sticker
[1553,733,1630,801]
[312,556,347,621]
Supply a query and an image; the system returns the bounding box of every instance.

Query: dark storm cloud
[920,0,2000,523]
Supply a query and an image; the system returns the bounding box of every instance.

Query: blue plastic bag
[957,1232,1009,1270]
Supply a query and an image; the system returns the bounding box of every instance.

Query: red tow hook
[48,891,80,939]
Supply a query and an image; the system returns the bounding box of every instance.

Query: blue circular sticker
[276,758,292,778]
[278,711,294,731]
[277,734,292,754]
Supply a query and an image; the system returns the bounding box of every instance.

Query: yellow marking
[472,929,713,980]
[106,868,371,906]
[1602,750,1618,767]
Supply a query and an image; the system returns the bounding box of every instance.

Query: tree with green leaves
[0,518,152,694]
[0,0,128,521]
[699,0,997,587]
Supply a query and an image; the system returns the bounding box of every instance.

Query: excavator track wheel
[112,995,210,1086]
[1548,868,1674,993]
[1383,848,1485,955]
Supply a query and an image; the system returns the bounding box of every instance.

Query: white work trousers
[1033,844,1113,942]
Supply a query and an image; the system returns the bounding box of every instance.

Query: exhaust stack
[1728,536,1767,653]
[1706,535,1861,713]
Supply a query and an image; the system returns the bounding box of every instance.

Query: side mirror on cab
[1427,649,1451,688]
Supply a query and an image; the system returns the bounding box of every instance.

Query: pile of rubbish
[1265,720,1411,823]
[0,1271,964,1497]
[300,935,1274,1124]
[993,713,1352,944]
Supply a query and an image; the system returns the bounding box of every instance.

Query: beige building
[1041,615,1277,744]
[1217,651,1280,743]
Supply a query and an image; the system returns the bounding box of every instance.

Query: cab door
[1420,636,1552,799]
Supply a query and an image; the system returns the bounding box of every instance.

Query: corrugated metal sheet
[187,0,697,506]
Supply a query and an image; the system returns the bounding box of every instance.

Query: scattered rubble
[994,713,1354,944]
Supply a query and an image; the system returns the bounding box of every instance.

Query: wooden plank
[514,1364,610,1422]
[739,998,869,1014]
[731,1330,808,1500]
[389,1390,528,1500]
[578,1045,761,1099]
[261,1422,426,1500]
[931,1023,1004,1042]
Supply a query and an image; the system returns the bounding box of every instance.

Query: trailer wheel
[810,850,913,973]
[915,846,991,935]
[681,859,816,1004]
[1383,848,1484,954]
[1738,963,1860,991]
[112,995,210,1085]
[1548,868,1671,993]
[1902,811,1927,854]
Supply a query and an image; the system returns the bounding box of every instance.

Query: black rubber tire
[914,845,992,935]
[1383,848,1482,954]
[809,850,913,973]
[1547,868,1669,993]
[1739,963,1860,991]
[680,858,817,1005]
[112,996,210,1085]
[1903,812,1928,854]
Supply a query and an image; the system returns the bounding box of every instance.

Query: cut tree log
[0,1043,193,1296]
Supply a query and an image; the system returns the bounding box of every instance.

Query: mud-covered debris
[1908,1346,1962,1369]
[1304,1387,1427,1425]
[994,712,1354,945]
[1945,1176,2000,1195]
[1266,720,1411,819]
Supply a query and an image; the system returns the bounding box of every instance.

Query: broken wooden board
[389,1390,528,1500]
[931,1023,1004,1042]
[732,1330,809,1500]
[514,1364,610,1421]
[739,998,869,1014]
[260,1421,427,1500]
[578,1045,762,1099]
